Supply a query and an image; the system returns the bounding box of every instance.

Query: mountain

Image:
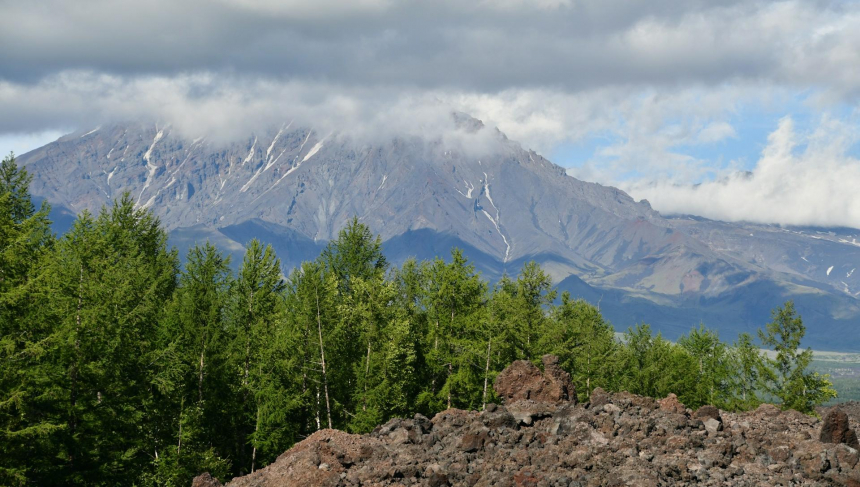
[16,119,860,350]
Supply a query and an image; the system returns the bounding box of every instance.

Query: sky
[2,0,860,227]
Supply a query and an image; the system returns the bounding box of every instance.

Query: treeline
[0,154,836,486]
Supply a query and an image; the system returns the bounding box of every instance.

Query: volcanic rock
[191,473,223,487]
[658,393,687,415]
[493,355,575,405]
[821,409,860,450]
[693,405,721,423]
[197,361,860,486]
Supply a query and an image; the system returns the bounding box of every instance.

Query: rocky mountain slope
[16,119,860,349]
[192,356,860,486]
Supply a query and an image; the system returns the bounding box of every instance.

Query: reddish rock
[658,393,686,415]
[195,368,860,487]
[458,429,490,452]
[821,409,860,450]
[493,354,575,405]
[513,469,540,487]
[540,354,576,404]
[754,403,782,417]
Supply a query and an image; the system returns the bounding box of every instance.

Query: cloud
[0,70,759,155]
[1,1,859,97]
[0,71,510,154]
[624,116,860,228]
[2,1,860,228]
[562,84,773,182]
[696,122,737,144]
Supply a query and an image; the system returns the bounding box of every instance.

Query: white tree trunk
[482,338,492,410]
[316,286,333,429]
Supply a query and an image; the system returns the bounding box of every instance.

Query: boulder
[191,473,223,487]
[692,405,721,423]
[493,355,575,405]
[589,387,611,408]
[820,409,860,450]
[541,355,577,404]
[658,393,686,415]
[703,418,723,436]
[458,429,490,452]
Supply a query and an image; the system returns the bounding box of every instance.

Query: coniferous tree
[620,324,697,404]
[677,324,732,408]
[321,216,387,293]
[758,301,836,413]
[43,194,179,485]
[418,249,486,412]
[367,314,419,422]
[0,153,59,485]
[340,274,401,432]
[510,261,556,360]
[727,333,766,411]
[3,199,850,486]
[285,260,339,432]
[228,239,286,474]
[145,243,234,486]
[318,218,391,427]
[540,293,619,401]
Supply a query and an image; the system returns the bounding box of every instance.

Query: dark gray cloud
[3,0,855,94]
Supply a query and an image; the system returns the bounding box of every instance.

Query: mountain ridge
[17,119,860,350]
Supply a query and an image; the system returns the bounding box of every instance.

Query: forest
[0,154,837,486]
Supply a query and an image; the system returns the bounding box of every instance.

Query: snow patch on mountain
[455,180,475,199]
[302,140,324,163]
[481,173,511,262]
[80,126,100,138]
[136,126,166,205]
[242,137,257,166]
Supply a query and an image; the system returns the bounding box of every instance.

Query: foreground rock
[494,355,576,405]
[820,409,860,450]
[196,358,860,486]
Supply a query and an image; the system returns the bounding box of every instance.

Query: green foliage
[283,260,339,432]
[676,324,733,409]
[727,333,766,410]
[618,324,698,403]
[540,293,620,401]
[0,153,59,485]
[758,301,837,413]
[417,249,487,412]
[321,216,387,292]
[0,162,837,484]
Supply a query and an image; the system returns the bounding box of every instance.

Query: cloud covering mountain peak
[3,0,860,228]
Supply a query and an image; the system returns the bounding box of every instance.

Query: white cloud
[624,116,860,228]
[696,122,737,144]
[0,71,759,156]
[0,71,508,154]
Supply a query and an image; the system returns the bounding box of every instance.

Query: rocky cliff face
[16,120,860,349]
[193,357,860,487]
